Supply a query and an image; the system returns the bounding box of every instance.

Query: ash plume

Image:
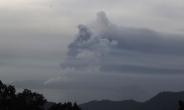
[45,11,184,85]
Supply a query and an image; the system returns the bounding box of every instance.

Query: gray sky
[1,0,184,103]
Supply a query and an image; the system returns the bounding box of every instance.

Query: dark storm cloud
[60,11,184,75]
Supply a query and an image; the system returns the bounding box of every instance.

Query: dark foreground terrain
[0,80,81,110]
[1,80,184,110]
[79,91,184,110]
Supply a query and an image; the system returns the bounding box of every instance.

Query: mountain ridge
[79,91,184,110]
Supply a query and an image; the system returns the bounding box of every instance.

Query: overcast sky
[1,0,184,103]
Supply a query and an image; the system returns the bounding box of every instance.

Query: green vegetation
[0,80,81,110]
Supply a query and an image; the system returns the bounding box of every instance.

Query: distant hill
[79,91,184,110]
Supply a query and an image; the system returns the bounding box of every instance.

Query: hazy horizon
[1,0,184,104]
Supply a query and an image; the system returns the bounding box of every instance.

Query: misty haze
[1,0,184,110]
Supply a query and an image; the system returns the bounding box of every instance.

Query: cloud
[44,76,70,85]
[100,64,184,74]
[60,20,118,69]
[61,12,184,68]
[58,11,184,76]
[44,67,76,85]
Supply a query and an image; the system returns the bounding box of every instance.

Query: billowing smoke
[43,67,75,85]
[60,14,118,69]
[45,11,184,85]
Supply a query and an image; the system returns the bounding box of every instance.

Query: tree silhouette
[178,100,184,110]
[16,89,46,110]
[48,102,81,110]
[0,80,46,110]
[0,80,16,110]
[0,80,82,110]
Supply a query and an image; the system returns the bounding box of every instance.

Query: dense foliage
[48,102,81,110]
[178,100,184,110]
[0,80,46,110]
[0,80,81,110]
